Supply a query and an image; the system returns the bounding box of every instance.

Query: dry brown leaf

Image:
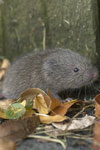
[93,120,100,150]
[0,99,16,119]
[34,94,51,114]
[19,88,48,101]
[19,88,52,112]
[95,94,100,117]
[0,59,10,80]
[51,100,79,116]
[39,114,66,124]
[0,116,40,142]
[19,88,51,108]
[0,139,16,150]
[53,115,95,130]
[0,99,15,111]
[48,89,62,110]
[0,110,8,119]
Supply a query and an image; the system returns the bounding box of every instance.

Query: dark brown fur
[2,48,98,99]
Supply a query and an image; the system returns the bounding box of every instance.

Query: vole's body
[2,48,98,99]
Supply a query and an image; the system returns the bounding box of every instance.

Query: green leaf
[6,103,26,119]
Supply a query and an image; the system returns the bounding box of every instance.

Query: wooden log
[0,0,99,62]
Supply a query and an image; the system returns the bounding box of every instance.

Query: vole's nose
[92,68,99,81]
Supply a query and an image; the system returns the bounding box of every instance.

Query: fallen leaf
[48,89,62,110]
[19,88,48,101]
[93,120,100,150]
[0,139,16,150]
[0,99,14,111]
[0,99,16,119]
[39,114,66,124]
[21,100,26,107]
[19,88,51,109]
[0,116,40,142]
[0,59,10,80]
[0,110,8,119]
[34,94,51,114]
[95,94,100,117]
[52,115,95,130]
[51,100,79,116]
[6,103,26,119]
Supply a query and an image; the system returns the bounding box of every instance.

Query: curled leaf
[39,114,66,124]
[93,120,100,150]
[0,99,14,111]
[51,100,79,116]
[0,58,10,80]
[34,94,51,114]
[95,94,100,117]
[48,89,62,110]
[19,88,48,101]
[21,100,26,107]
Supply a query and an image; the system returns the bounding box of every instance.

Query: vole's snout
[92,71,98,80]
[90,68,99,81]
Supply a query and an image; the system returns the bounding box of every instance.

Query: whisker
[77,88,82,99]
[68,89,75,98]
[92,85,100,93]
[88,85,92,101]
[84,86,87,100]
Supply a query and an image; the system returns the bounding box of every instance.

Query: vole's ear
[43,59,57,70]
[48,59,57,66]
[42,59,58,81]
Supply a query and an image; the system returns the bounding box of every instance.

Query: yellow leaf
[48,89,62,110]
[39,114,66,124]
[34,94,51,114]
[19,88,48,101]
[18,88,51,110]
[0,110,8,119]
[21,100,26,107]
[0,59,10,80]
[0,99,15,111]
[51,99,79,116]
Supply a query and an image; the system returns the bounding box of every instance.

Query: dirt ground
[18,138,93,150]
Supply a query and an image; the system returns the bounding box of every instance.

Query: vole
[2,48,99,99]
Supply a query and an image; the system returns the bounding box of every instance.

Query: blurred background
[0,0,100,68]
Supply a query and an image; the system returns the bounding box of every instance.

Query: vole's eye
[74,67,79,72]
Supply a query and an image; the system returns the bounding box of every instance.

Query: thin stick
[28,135,67,150]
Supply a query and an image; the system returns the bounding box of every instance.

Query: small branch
[28,135,66,150]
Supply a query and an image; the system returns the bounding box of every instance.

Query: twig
[65,104,95,131]
[72,104,95,119]
[28,135,66,150]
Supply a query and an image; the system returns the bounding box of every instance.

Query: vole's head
[43,49,99,90]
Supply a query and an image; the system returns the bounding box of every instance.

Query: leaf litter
[0,58,10,80]
[0,88,99,150]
